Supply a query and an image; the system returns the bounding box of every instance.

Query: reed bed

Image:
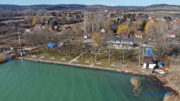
[130,77,143,96]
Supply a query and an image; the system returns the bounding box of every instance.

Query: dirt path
[68,52,86,64]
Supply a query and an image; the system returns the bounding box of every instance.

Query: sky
[0,0,180,6]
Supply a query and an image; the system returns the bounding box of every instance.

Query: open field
[128,11,180,18]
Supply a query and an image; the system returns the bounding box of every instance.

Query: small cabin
[100,28,105,33]
[134,31,143,39]
[143,49,156,69]
[168,31,176,39]
[143,56,156,69]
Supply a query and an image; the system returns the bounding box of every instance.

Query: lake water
[0,60,168,101]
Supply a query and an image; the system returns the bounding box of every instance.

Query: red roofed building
[168,31,176,38]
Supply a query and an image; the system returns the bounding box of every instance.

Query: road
[168,41,180,45]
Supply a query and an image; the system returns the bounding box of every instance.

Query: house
[143,56,165,74]
[159,18,166,22]
[84,35,88,39]
[33,24,42,31]
[53,25,58,30]
[148,16,156,20]
[143,56,156,69]
[100,28,105,33]
[134,31,143,38]
[115,36,134,46]
[148,17,152,20]
[173,21,180,30]
[113,36,134,49]
[168,31,176,39]
[42,26,46,29]
[25,29,31,33]
[143,48,156,69]
[104,9,108,13]
[48,43,57,48]
[104,36,134,49]
[145,48,154,56]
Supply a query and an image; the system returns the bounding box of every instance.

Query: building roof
[135,31,143,35]
[169,31,175,35]
[103,36,115,42]
[115,36,134,42]
[143,56,154,64]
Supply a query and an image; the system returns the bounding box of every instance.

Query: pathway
[90,63,94,68]
[68,52,86,64]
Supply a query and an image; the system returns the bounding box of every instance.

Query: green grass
[76,53,94,65]
[23,46,138,68]
[76,53,124,68]
[24,46,83,63]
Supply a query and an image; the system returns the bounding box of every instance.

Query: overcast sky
[0,0,180,6]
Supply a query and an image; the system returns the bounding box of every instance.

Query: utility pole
[18,31,22,56]
[92,24,94,34]
[109,48,111,62]
[138,48,141,67]
[123,51,125,63]
[138,37,143,67]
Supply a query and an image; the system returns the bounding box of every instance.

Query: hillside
[145,4,180,11]
[0,4,180,11]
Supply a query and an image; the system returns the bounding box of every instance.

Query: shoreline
[17,57,179,96]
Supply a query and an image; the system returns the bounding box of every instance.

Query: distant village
[0,8,180,75]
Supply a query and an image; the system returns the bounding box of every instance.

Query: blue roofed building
[145,48,154,56]
[48,42,57,48]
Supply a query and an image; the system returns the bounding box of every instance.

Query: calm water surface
[0,60,168,101]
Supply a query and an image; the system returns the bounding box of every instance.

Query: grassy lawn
[23,46,138,69]
[23,47,81,63]
[76,52,126,68]
[94,57,123,68]
[75,52,94,65]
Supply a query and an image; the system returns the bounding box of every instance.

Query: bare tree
[155,21,169,57]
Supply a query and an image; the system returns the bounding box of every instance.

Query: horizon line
[0,3,179,7]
